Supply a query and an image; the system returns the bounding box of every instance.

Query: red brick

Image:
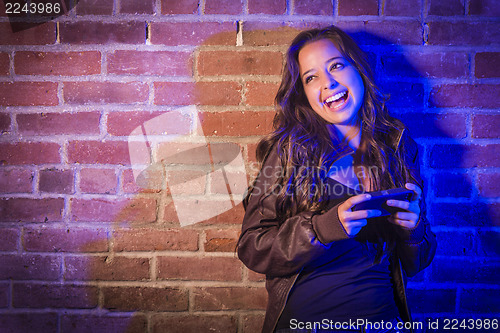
[339,0,377,15]
[427,21,500,45]
[0,313,58,333]
[198,50,282,76]
[0,283,8,308]
[205,0,242,14]
[202,201,246,224]
[151,22,236,46]
[246,142,259,163]
[17,112,101,135]
[64,81,148,104]
[478,173,500,198]
[68,140,130,165]
[65,256,150,281]
[60,21,145,44]
[476,231,500,256]
[204,228,240,252]
[0,254,60,280]
[382,52,468,78]
[209,170,247,196]
[0,1,6,17]
[15,51,100,76]
[399,113,466,139]
[0,142,60,165]
[242,23,307,46]
[193,287,267,310]
[103,286,188,311]
[39,168,74,194]
[107,110,190,136]
[475,52,500,78]
[156,142,238,166]
[199,111,274,136]
[167,170,207,195]
[0,82,58,106]
[433,173,472,198]
[23,227,108,253]
[0,228,19,251]
[0,53,9,75]
[79,168,117,194]
[61,314,147,333]
[428,0,464,15]
[70,197,157,223]
[242,314,265,333]
[384,0,421,16]
[154,81,241,106]
[0,198,64,222]
[430,144,500,168]
[430,84,500,108]
[0,113,10,132]
[162,196,179,223]
[295,0,333,15]
[122,168,162,194]
[162,197,245,225]
[0,168,33,193]
[113,228,198,251]
[76,0,113,15]
[152,314,237,333]
[245,81,279,106]
[107,50,192,76]
[161,0,198,14]
[157,256,242,281]
[249,0,285,14]
[13,283,98,308]
[120,0,154,13]
[0,22,56,45]
[469,0,500,16]
[365,20,423,45]
[472,114,500,138]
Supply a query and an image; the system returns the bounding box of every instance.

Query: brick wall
[0,0,498,332]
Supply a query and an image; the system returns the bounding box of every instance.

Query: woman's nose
[322,73,337,90]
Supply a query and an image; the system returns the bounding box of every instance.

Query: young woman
[237,26,437,333]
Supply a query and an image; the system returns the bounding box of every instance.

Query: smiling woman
[299,39,365,136]
[237,26,437,333]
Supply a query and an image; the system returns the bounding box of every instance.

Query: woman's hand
[338,194,381,237]
[386,183,421,229]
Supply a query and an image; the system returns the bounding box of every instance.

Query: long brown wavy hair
[248,26,418,220]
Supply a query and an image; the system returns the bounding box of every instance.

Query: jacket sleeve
[393,131,437,277]
[237,147,351,277]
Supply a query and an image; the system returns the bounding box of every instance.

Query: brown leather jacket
[237,129,437,333]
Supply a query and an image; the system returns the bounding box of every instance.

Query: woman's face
[298,39,365,130]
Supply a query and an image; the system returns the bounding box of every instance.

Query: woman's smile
[324,90,348,109]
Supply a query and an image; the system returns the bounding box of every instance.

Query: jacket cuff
[312,203,351,244]
[395,217,425,243]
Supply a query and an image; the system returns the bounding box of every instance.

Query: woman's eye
[329,63,344,71]
[305,76,314,84]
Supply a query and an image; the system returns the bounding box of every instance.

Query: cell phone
[352,187,414,217]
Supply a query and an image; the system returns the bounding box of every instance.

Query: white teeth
[325,91,347,104]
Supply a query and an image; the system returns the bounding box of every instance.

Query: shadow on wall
[2,23,498,333]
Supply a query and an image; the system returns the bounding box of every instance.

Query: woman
[237,26,437,333]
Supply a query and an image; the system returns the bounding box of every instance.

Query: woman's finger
[345,209,381,221]
[347,220,368,236]
[347,220,368,228]
[405,183,422,202]
[341,193,372,211]
[393,211,416,221]
[388,214,418,229]
[386,199,410,210]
